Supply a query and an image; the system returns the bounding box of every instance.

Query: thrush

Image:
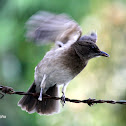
[18,11,109,115]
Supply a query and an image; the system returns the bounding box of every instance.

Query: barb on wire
[0,85,126,106]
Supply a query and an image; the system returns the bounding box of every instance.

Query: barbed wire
[0,85,126,106]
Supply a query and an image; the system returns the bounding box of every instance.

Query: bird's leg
[38,74,46,101]
[61,84,67,106]
[38,88,43,101]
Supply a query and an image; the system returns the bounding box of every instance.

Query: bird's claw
[60,94,66,107]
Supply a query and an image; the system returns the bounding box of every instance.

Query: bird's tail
[18,81,60,115]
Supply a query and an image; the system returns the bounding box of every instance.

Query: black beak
[99,51,109,57]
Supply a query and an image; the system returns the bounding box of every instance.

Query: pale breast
[34,45,87,93]
[34,47,73,90]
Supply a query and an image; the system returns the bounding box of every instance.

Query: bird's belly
[48,69,73,85]
[34,66,74,93]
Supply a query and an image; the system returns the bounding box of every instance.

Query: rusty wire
[0,85,126,106]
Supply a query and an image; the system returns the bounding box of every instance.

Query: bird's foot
[60,94,66,107]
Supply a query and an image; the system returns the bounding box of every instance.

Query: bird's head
[73,33,109,60]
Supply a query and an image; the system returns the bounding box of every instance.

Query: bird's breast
[34,46,87,92]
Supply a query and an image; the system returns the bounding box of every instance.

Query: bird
[18,11,109,115]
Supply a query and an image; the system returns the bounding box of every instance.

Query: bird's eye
[91,45,95,49]
[90,45,100,52]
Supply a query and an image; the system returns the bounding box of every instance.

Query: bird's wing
[26,11,82,45]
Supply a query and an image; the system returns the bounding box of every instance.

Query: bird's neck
[62,46,88,76]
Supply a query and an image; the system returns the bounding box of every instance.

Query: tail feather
[36,85,60,115]
[18,82,37,113]
[18,81,60,115]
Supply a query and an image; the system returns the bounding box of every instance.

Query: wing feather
[26,11,82,45]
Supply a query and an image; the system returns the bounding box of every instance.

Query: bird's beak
[99,51,109,57]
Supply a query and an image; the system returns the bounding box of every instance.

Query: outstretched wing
[26,11,82,45]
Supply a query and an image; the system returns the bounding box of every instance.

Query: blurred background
[0,0,126,126]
